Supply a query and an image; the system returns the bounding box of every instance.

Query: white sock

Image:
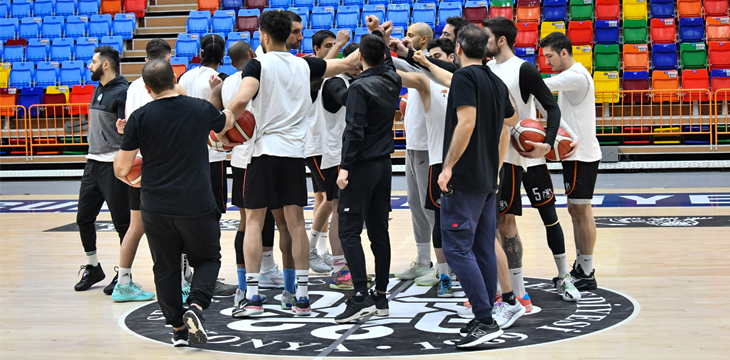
[181,271,186,285]
[509,267,526,298]
[308,230,321,251]
[316,231,329,254]
[437,262,449,277]
[416,243,431,266]
[245,273,259,299]
[577,254,593,274]
[261,251,275,270]
[296,270,309,299]
[333,255,346,272]
[118,267,132,286]
[86,251,98,267]
[553,253,569,278]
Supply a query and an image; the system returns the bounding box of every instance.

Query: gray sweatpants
[406,149,434,245]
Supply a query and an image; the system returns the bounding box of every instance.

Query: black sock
[478,316,495,326]
[502,291,517,306]
[354,291,366,301]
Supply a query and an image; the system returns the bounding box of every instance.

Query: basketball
[126,157,143,188]
[226,110,255,143]
[545,127,573,161]
[208,130,233,152]
[510,119,546,152]
[399,93,408,118]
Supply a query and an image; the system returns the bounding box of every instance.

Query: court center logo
[121,276,639,357]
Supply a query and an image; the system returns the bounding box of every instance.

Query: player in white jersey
[217,10,359,317]
[540,33,603,291]
[255,10,304,57]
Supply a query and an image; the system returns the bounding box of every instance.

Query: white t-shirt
[222,70,257,169]
[179,65,227,162]
[317,74,350,170]
[404,87,429,151]
[425,80,448,166]
[544,62,602,162]
[304,83,323,158]
[255,45,265,57]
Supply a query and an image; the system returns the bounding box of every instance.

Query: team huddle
[72,10,601,350]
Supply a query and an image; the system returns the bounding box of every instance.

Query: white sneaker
[182,254,193,284]
[556,273,582,302]
[493,301,525,329]
[414,266,439,286]
[309,248,331,273]
[395,260,432,280]
[320,250,333,267]
[233,288,246,307]
[260,265,285,289]
[457,305,474,319]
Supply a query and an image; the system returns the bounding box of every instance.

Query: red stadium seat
[69,85,95,115]
[515,22,539,49]
[236,13,259,36]
[464,1,488,24]
[515,0,540,23]
[198,0,220,14]
[567,20,593,46]
[706,17,730,41]
[125,0,147,17]
[538,47,557,73]
[489,6,514,21]
[709,41,730,71]
[246,0,267,13]
[594,0,620,21]
[681,69,710,102]
[650,18,677,44]
[704,0,729,18]
[712,71,730,101]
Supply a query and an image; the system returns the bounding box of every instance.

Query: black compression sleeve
[519,62,560,147]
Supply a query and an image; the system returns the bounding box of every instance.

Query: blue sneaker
[232,293,266,318]
[294,296,311,316]
[111,281,155,302]
[437,273,454,298]
[182,281,191,304]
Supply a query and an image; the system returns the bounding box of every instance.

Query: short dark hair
[427,38,455,56]
[445,16,470,39]
[540,32,573,56]
[284,10,302,23]
[455,24,489,59]
[359,34,386,67]
[343,42,359,58]
[146,38,171,60]
[260,10,291,44]
[141,59,176,94]
[200,34,225,66]
[228,41,253,68]
[94,45,120,74]
[482,17,518,49]
[312,30,336,50]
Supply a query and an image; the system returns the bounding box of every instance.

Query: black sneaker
[335,294,376,324]
[171,328,189,347]
[214,280,238,296]
[459,319,478,337]
[103,268,119,295]
[74,263,106,291]
[371,291,388,317]
[570,264,597,290]
[455,319,503,349]
[182,306,207,344]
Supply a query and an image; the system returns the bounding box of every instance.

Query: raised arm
[414,51,453,88]
[325,29,351,60]
[397,70,430,94]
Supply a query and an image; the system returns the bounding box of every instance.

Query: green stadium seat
[680,42,707,70]
[594,44,620,71]
[623,19,648,44]
[569,0,593,21]
[596,126,622,145]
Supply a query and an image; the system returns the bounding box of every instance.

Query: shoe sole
[335,305,376,324]
[74,275,106,291]
[111,295,155,302]
[437,292,455,298]
[259,282,285,289]
[232,306,264,318]
[456,329,504,348]
[375,308,389,317]
[172,338,189,347]
[330,284,355,290]
[499,306,526,329]
[182,311,207,344]
[294,306,311,316]
[414,280,439,286]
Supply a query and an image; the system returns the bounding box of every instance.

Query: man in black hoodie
[74,45,131,294]
[334,15,402,324]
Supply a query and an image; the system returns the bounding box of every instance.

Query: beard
[484,45,500,58]
[90,66,105,82]
[453,55,462,68]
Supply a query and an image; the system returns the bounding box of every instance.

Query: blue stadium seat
[19,17,40,39]
[362,4,386,22]
[89,15,111,38]
[413,4,436,27]
[170,56,188,66]
[293,0,315,10]
[35,62,59,87]
[17,87,44,117]
[438,2,463,25]
[84,65,98,86]
[75,36,98,61]
[678,17,704,43]
[112,13,135,39]
[543,0,568,23]
[189,10,212,20]
[354,27,368,43]
[26,39,50,62]
[10,1,31,18]
[369,0,389,4]
[9,62,34,88]
[223,55,232,64]
[222,0,243,9]
[652,43,678,70]
[78,0,100,16]
[51,38,75,61]
[66,16,89,39]
[391,0,412,4]
[98,13,113,27]
[301,28,314,53]
[251,31,260,51]
[60,60,84,86]
[288,7,310,26]
[33,0,55,18]
[0,2,6,19]
[226,32,250,54]
[55,0,77,17]
[41,16,64,39]
[515,47,536,65]
[391,25,404,38]
[0,18,19,40]
[336,6,360,29]
[175,33,200,59]
[319,0,339,7]
[329,27,353,47]
[3,45,23,62]
[270,0,291,9]
[387,4,411,28]
[218,64,237,76]
[212,10,236,36]
[100,35,123,54]
[595,19,620,44]
[311,7,335,29]
[187,16,210,35]
[650,0,674,19]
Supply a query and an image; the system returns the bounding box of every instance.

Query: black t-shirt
[443,65,515,193]
[121,96,227,216]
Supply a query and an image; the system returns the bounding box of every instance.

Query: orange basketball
[126,157,143,188]
[399,93,408,118]
[510,119,546,152]
[208,130,233,152]
[545,127,573,161]
[226,110,256,143]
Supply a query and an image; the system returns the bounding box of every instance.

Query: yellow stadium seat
[573,45,593,73]
[46,85,70,102]
[594,71,620,103]
[623,0,648,21]
[0,62,11,88]
[653,127,681,144]
[541,21,566,39]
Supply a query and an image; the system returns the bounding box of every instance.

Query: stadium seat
[17,87,44,117]
[198,0,220,13]
[112,13,135,40]
[623,19,648,44]
[69,84,95,114]
[188,12,211,35]
[236,9,260,35]
[84,66,98,86]
[623,43,649,72]
[212,10,236,36]
[680,42,708,69]
[516,0,541,23]
[0,62,10,88]
[44,85,70,117]
[706,17,730,41]
[515,22,538,49]
[222,0,244,10]
[369,0,389,4]
[35,62,59,87]
[251,31,260,51]
[79,0,101,16]
[594,0,619,21]
[651,18,676,44]
[540,21,566,39]
[226,32,249,54]
[60,60,85,87]
[593,71,620,103]
[623,0,647,21]
[100,0,123,16]
[2,45,23,62]
[10,1,30,18]
[125,0,147,18]
[336,6,360,29]
[568,20,593,46]
[292,0,314,10]
[41,16,64,39]
[89,15,111,38]
[652,43,678,70]
[677,0,702,18]
[55,0,77,17]
[711,69,730,100]
[515,47,536,65]
[413,4,436,27]
[489,1,514,20]
[594,43,620,71]
[170,57,187,79]
[705,0,729,18]
[33,0,55,18]
[386,4,410,28]
[5,38,26,47]
[247,0,267,12]
[0,86,18,117]
[682,69,710,102]
[66,16,89,39]
[708,41,730,71]
[652,70,680,102]
[51,38,75,62]
[9,62,34,88]
[100,35,123,54]
[26,39,50,62]
[538,48,556,73]
[75,37,98,61]
[438,2,463,25]
[652,127,681,145]
[678,17,704,43]
[354,27,368,43]
[465,1,489,24]
[319,0,339,7]
[342,0,364,7]
[0,18,19,41]
[650,0,674,19]
[218,63,236,76]
[568,0,593,21]
[270,0,291,9]
[176,33,200,59]
[19,17,39,40]
[622,71,650,103]
[572,45,593,72]
[362,5,386,23]
[594,19,619,44]
[543,0,567,22]
[300,28,314,53]
[622,126,651,145]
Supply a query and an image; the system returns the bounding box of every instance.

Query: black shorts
[305,155,326,193]
[498,163,556,216]
[562,160,599,203]
[231,166,246,208]
[210,161,228,214]
[321,165,340,201]
[424,164,442,211]
[244,155,307,209]
[129,186,140,211]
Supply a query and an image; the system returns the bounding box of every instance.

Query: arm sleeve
[340,85,368,171]
[519,62,559,147]
[204,100,227,133]
[322,77,348,113]
[116,88,127,119]
[120,111,140,151]
[241,59,261,81]
[370,30,395,71]
[303,57,328,80]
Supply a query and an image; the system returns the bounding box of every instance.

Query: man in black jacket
[334,15,401,324]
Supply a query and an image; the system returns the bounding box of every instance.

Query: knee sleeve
[538,205,566,255]
[235,231,245,265]
[262,210,275,248]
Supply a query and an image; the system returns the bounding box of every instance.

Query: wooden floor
[1,187,730,359]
